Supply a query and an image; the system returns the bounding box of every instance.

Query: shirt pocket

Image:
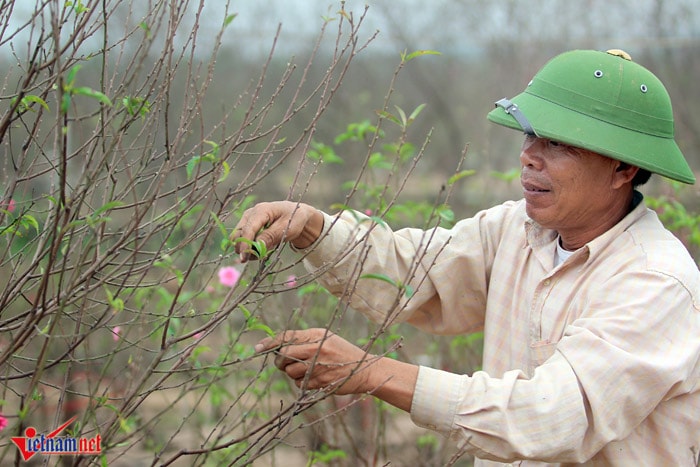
[528,340,557,375]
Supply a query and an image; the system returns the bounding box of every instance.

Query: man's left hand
[255,328,374,395]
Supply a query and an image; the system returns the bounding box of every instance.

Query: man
[233,50,700,465]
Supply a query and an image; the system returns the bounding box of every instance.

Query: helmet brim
[487,90,695,184]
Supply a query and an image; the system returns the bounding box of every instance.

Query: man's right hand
[231,201,324,262]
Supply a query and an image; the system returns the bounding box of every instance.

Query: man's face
[519,136,626,243]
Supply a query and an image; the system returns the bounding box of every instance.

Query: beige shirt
[301,197,700,466]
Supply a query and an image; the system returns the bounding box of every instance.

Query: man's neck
[558,190,637,250]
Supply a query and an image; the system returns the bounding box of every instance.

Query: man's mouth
[522,181,551,193]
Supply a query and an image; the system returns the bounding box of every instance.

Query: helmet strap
[495,98,536,136]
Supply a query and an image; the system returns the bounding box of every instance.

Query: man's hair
[633,168,652,187]
[616,161,652,187]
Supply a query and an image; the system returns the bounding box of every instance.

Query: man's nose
[520,138,544,169]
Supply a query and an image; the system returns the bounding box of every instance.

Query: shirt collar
[525,191,647,266]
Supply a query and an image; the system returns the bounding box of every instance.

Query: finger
[255,330,301,356]
[272,339,309,371]
[231,213,270,262]
[254,336,277,354]
[256,329,329,370]
[232,201,320,262]
[247,204,300,254]
[273,351,292,371]
[255,330,301,354]
[283,361,309,380]
[255,331,302,368]
[287,362,331,391]
[231,209,264,247]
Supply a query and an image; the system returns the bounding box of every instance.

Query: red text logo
[10,416,101,461]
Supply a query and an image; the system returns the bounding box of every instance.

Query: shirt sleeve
[411,354,590,463]
[410,268,700,463]
[300,204,517,335]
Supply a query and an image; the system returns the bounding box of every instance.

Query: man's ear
[613,161,639,188]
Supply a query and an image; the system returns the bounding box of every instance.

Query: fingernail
[254,343,264,353]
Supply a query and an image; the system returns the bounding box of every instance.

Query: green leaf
[232,237,268,259]
[401,49,442,62]
[20,214,40,234]
[204,140,220,158]
[13,94,50,113]
[297,283,324,297]
[61,93,72,114]
[360,273,414,298]
[408,103,427,122]
[247,319,275,337]
[395,105,408,127]
[187,141,223,179]
[65,65,82,87]
[329,203,352,212]
[223,13,237,27]
[232,195,257,220]
[210,211,228,238]
[436,205,455,224]
[238,304,252,320]
[404,144,417,162]
[218,160,230,182]
[417,433,438,449]
[93,200,125,217]
[73,86,113,106]
[121,96,151,117]
[139,21,151,38]
[192,346,211,360]
[448,169,476,185]
[334,120,382,143]
[367,215,387,229]
[119,415,136,434]
[359,273,398,287]
[368,152,392,170]
[38,318,52,335]
[307,141,343,164]
[104,288,124,313]
[186,156,201,179]
[490,168,520,182]
[66,0,89,14]
[376,109,401,126]
[323,151,344,164]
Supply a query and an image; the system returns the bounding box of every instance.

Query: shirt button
[543,279,551,286]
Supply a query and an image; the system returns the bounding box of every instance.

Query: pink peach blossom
[0,414,7,431]
[2,199,15,213]
[285,275,297,288]
[218,266,241,287]
[112,326,121,342]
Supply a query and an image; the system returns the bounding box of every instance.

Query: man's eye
[547,139,583,156]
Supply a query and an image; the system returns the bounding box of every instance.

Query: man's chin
[524,203,552,227]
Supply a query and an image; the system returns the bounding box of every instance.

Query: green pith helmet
[487,49,695,184]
